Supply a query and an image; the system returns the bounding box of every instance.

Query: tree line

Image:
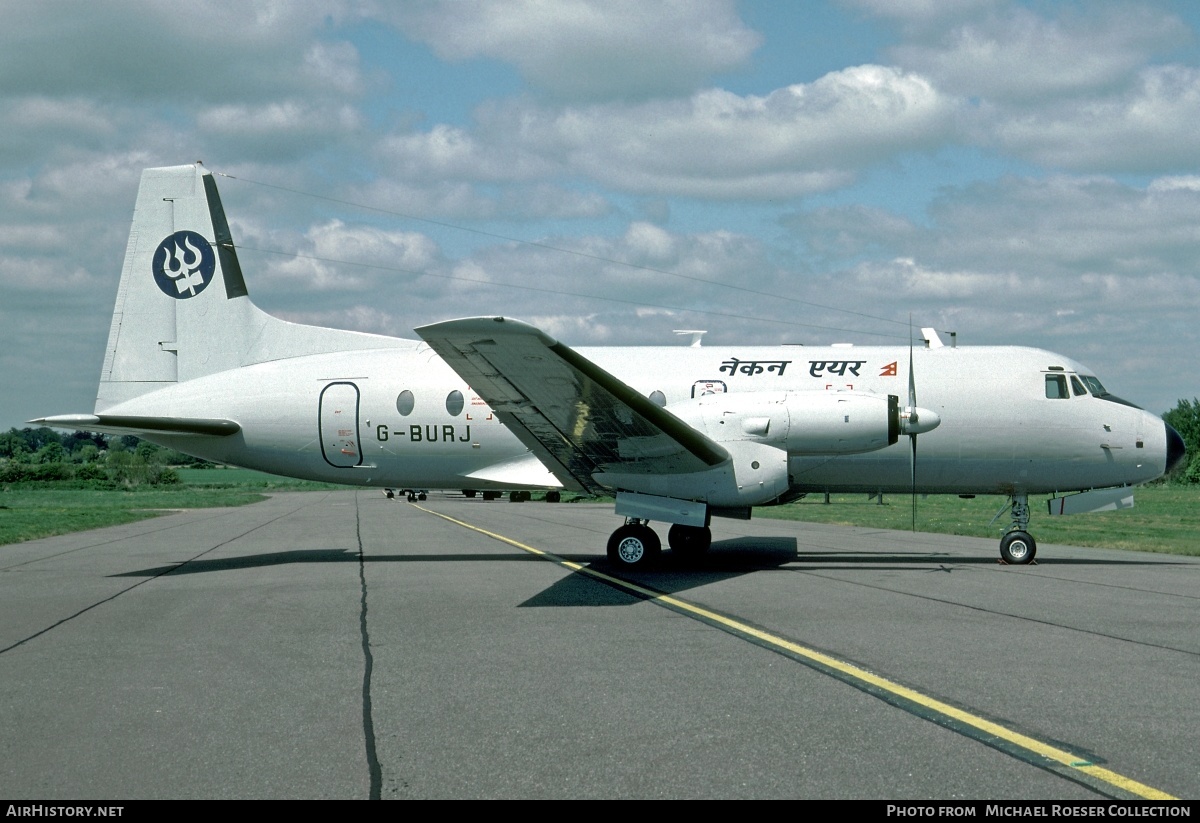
[0,426,213,487]
[1163,397,1200,484]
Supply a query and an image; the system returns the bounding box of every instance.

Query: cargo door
[319,382,362,467]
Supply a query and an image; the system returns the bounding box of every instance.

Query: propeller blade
[909,320,916,532]
[908,329,917,411]
[910,430,917,532]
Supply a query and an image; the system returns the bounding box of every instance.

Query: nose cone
[1165,422,1187,474]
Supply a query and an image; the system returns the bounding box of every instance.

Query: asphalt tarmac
[1,490,1196,800]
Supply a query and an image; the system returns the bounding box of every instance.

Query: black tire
[462,489,477,498]
[667,524,712,558]
[545,491,561,503]
[417,492,426,501]
[606,524,661,568]
[1000,530,1037,564]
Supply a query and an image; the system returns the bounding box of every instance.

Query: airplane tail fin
[96,163,260,410]
[96,163,410,412]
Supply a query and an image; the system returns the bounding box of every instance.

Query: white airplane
[33,164,1187,568]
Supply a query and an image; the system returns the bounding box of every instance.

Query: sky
[3,0,1200,429]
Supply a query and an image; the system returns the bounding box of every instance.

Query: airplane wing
[415,317,728,494]
[29,414,241,437]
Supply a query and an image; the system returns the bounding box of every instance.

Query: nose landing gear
[998,494,1037,564]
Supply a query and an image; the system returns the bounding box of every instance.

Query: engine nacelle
[666,390,901,456]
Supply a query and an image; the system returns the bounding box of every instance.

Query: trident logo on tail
[152,231,215,299]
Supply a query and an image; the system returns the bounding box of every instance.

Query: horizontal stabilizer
[29,414,240,437]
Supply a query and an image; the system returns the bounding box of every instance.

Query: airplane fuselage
[126,340,1169,497]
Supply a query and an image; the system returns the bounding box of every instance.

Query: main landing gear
[607,520,660,567]
[605,519,713,569]
[998,493,1037,565]
[382,488,425,502]
[667,524,712,559]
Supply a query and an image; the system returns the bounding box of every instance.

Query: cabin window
[1071,376,1088,396]
[1045,374,1069,399]
[445,390,464,416]
[648,390,666,407]
[396,390,415,416]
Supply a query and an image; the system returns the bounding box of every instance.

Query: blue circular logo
[152,231,216,299]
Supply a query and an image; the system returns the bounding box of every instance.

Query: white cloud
[886,4,1187,102]
[196,101,365,161]
[382,0,761,100]
[381,65,952,199]
[976,65,1200,171]
[0,1,365,102]
[255,219,441,291]
[375,124,558,184]
[1150,175,1200,193]
[790,175,1200,284]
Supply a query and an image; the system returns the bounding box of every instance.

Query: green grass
[0,467,341,546]
[172,467,343,490]
[756,485,1200,556]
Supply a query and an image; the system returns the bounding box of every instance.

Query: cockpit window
[1045,374,1069,399]
[1070,376,1087,396]
[1078,374,1143,409]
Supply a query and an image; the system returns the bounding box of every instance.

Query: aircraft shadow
[110,540,1184,610]
[526,537,1189,606]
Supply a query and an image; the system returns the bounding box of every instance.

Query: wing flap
[416,317,727,494]
[463,452,564,488]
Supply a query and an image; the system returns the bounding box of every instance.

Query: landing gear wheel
[417,492,426,501]
[1000,530,1036,565]
[545,491,561,503]
[667,524,711,559]
[606,524,660,568]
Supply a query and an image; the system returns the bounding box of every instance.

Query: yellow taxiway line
[414,503,1177,801]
